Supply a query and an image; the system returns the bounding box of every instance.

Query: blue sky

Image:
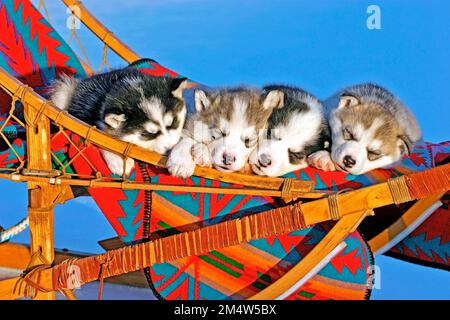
[1,0,449,299]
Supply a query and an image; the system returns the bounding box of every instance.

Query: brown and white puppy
[308,83,422,175]
[167,87,284,178]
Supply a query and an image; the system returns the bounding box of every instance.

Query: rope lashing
[101,30,114,43]
[14,84,31,104]
[13,84,32,124]
[326,188,355,221]
[120,142,135,178]
[97,31,114,72]
[123,142,134,160]
[54,110,69,125]
[96,255,113,300]
[14,249,53,299]
[327,193,340,221]
[84,125,97,145]
[52,199,312,292]
[387,176,414,205]
[405,164,450,199]
[281,178,294,202]
[32,101,50,129]
[50,258,79,300]
[0,217,29,243]
[291,201,308,230]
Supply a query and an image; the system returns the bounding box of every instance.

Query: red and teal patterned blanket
[0,0,448,300]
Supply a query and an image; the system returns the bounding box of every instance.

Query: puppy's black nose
[343,155,356,168]
[222,153,236,165]
[258,154,272,168]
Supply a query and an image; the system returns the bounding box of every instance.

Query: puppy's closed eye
[367,149,383,161]
[288,149,306,164]
[212,128,228,139]
[166,116,180,130]
[243,136,257,148]
[343,127,357,141]
[142,131,160,140]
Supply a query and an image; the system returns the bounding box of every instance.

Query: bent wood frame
[0,0,448,300]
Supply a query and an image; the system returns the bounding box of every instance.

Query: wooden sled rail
[1,163,448,299]
[0,67,314,196]
[0,172,324,200]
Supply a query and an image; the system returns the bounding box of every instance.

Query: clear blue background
[1,0,449,299]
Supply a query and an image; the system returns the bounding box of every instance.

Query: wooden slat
[368,192,445,255]
[25,101,56,300]
[98,237,125,251]
[0,172,324,199]
[0,243,148,289]
[248,210,370,300]
[0,277,23,300]
[0,243,30,270]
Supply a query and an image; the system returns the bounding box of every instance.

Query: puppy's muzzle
[343,155,356,168]
[222,152,236,166]
[258,153,272,168]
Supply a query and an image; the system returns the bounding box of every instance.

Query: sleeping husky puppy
[308,83,422,175]
[50,68,188,176]
[167,87,284,178]
[250,85,330,177]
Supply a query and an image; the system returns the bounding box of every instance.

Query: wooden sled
[0,0,448,300]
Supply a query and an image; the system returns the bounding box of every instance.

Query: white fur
[140,97,165,123]
[263,90,284,109]
[100,149,135,176]
[250,109,323,177]
[104,113,126,129]
[132,98,186,155]
[209,98,256,172]
[168,90,281,178]
[103,98,185,175]
[307,150,336,172]
[50,74,78,110]
[192,143,212,167]
[166,137,197,178]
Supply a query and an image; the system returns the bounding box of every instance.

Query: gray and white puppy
[308,83,422,175]
[167,87,284,178]
[50,68,188,175]
[250,85,330,177]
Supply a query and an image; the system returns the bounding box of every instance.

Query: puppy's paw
[101,150,135,176]
[192,143,211,167]
[167,153,196,178]
[307,150,336,172]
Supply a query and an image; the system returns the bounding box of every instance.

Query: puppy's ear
[262,90,284,110]
[171,77,188,100]
[194,90,211,112]
[104,113,126,129]
[338,95,360,109]
[397,135,413,156]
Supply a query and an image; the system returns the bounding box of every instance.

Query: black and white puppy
[249,85,330,177]
[50,68,188,175]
